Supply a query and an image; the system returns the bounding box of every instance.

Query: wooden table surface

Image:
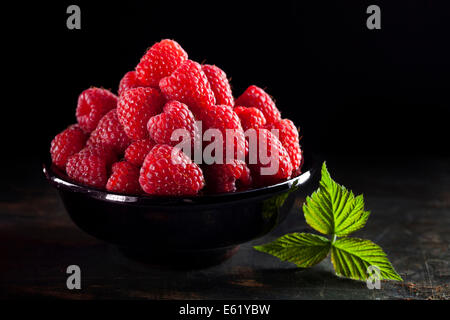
[1,156,449,300]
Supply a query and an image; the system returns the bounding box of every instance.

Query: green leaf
[254,233,331,268]
[334,194,370,236]
[303,162,370,236]
[331,237,402,281]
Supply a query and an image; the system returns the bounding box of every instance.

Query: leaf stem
[332,234,337,244]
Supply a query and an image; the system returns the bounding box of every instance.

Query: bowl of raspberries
[44,39,315,267]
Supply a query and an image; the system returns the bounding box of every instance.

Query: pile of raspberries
[50,39,303,196]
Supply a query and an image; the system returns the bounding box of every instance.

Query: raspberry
[202,64,234,107]
[159,60,215,116]
[265,118,303,170]
[118,71,144,96]
[87,145,118,168]
[147,100,197,147]
[139,144,205,195]
[203,160,246,193]
[196,105,247,192]
[203,161,254,193]
[117,87,165,140]
[87,109,131,154]
[136,39,188,87]
[292,166,302,178]
[124,139,155,167]
[50,124,87,169]
[106,161,142,194]
[238,163,252,188]
[66,145,117,188]
[203,165,236,193]
[247,128,293,187]
[50,39,306,194]
[235,85,281,124]
[76,144,118,168]
[197,104,246,161]
[76,88,118,133]
[234,106,267,131]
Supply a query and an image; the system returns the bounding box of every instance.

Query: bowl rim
[43,157,318,205]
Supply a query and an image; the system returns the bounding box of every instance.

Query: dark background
[5,0,450,170]
[1,1,449,301]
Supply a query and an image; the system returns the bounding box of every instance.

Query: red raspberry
[77,144,118,168]
[117,87,165,140]
[203,165,237,193]
[235,85,281,124]
[106,161,142,194]
[147,100,198,147]
[139,144,205,195]
[234,106,267,131]
[237,163,252,188]
[215,161,244,182]
[292,166,302,178]
[118,71,144,96]
[124,139,155,167]
[86,145,118,168]
[87,109,131,154]
[203,160,246,193]
[196,105,247,192]
[159,60,215,116]
[66,145,117,188]
[247,128,293,187]
[265,118,303,170]
[76,88,118,133]
[203,161,253,193]
[197,104,247,161]
[50,124,87,169]
[136,39,188,87]
[202,64,234,107]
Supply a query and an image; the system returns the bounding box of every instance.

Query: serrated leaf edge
[330,237,403,281]
[254,233,331,268]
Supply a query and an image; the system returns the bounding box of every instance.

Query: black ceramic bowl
[43,158,317,267]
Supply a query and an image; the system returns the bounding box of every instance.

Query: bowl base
[118,245,240,269]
